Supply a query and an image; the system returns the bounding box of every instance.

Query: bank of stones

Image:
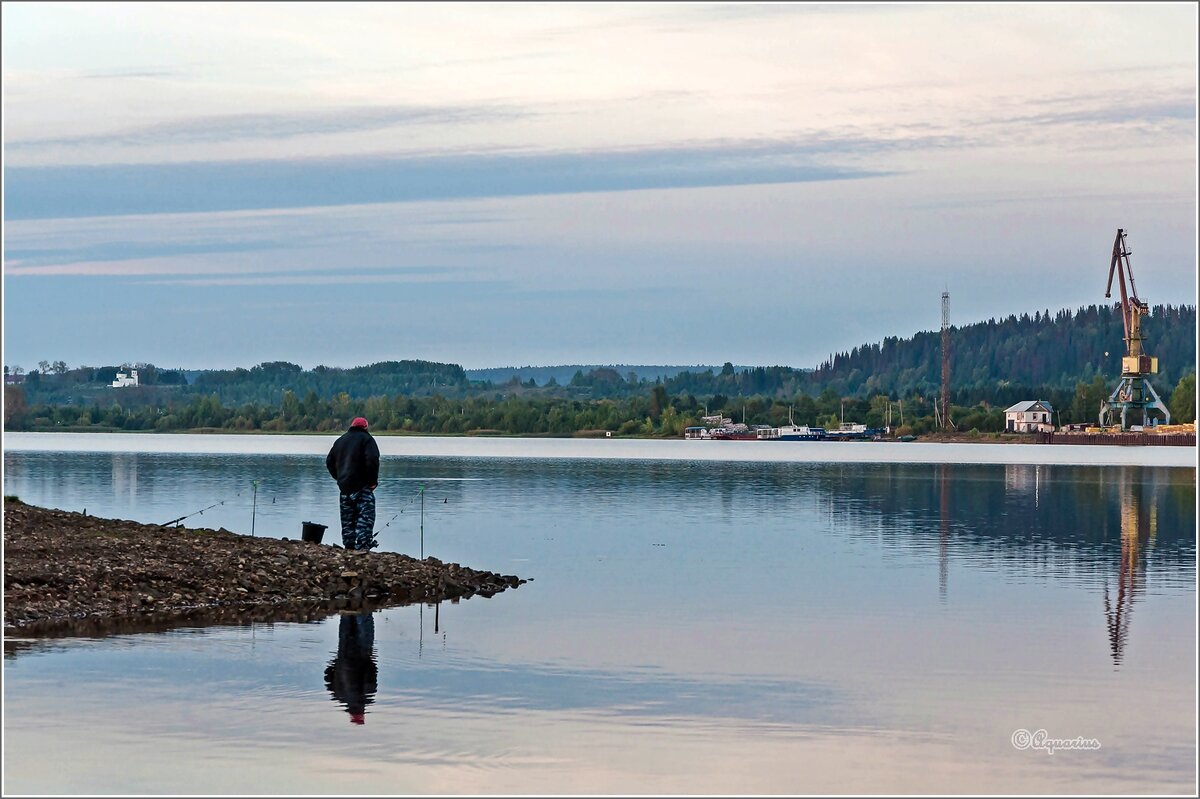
[3,500,525,633]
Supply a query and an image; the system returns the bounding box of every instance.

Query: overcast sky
[3,2,1196,371]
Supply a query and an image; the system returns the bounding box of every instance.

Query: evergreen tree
[1169,373,1196,424]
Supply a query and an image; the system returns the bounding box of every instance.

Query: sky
[2,2,1197,371]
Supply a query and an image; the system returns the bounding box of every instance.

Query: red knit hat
[350,712,365,725]
[351,417,369,429]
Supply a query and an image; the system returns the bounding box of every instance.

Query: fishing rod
[159,499,228,528]
[374,481,456,558]
[374,482,431,534]
[157,479,264,528]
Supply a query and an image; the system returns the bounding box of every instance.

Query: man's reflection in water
[325,612,377,724]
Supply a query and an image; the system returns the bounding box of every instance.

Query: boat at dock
[774,424,825,441]
[825,423,883,441]
[709,423,761,441]
[684,421,884,441]
[683,425,755,440]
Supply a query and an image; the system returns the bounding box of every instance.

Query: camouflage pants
[339,488,376,550]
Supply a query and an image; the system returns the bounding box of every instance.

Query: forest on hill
[464,364,723,386]
[810,303,1194,398]
[6,303,1196,435]
[658,303,1194,401]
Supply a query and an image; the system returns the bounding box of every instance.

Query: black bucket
[301,521,328,544]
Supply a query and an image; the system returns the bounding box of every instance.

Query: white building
[111,369,139,388]
[1004,400,1054,433]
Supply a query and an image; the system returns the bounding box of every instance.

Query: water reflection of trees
[403,459,1194,607]
[18,453,1190,577]
[435,457,1191,546]
[467,458,1191,670]
[793,461,1183,669]
[827,464,1192,577]
[462,458,1194,566]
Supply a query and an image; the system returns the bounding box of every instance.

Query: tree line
[6,372,1195,437]
[657,304,1195,400]
[5,302,1195,434]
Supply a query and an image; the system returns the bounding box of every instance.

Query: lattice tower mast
[941,291,953,430]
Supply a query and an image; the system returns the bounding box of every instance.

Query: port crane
[1099,229,1170,430]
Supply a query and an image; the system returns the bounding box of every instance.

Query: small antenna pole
[251,480,259,537]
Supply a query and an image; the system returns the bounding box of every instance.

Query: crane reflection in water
[1104,474,1156,668]
[990,463,1163,668]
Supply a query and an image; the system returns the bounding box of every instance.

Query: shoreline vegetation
[5,425,1034,441]
[6,371,1195,440]
[4,304,1196,440]
[2,499,525,638]
[6,428,1196,447]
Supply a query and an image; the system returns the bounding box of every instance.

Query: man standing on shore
[326,417,380,551]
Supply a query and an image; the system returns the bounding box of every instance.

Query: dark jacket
[326,426,380,494]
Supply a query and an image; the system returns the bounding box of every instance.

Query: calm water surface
[3,435,1196,793]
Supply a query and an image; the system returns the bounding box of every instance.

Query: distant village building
[1004,400,1054,433]
[111,369,139,388]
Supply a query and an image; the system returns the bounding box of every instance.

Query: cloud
[4,239,291,268]
[527,2,892,43]
[136,272,499,288]
[963,90,1197,152]
[1004,100,1195,127]
[679,3,895,21]
[4,252,470,278]
[3,140,895,221]
[7,103,530,149]
[2,202,524,278]
[78,68,183,80]
[990,88,1196,128]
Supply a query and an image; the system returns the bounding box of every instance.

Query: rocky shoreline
[3,499,525,636]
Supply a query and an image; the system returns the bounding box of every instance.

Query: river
[2,433,1196,793]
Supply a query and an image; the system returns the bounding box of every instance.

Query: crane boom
[1105,229,1131,344]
